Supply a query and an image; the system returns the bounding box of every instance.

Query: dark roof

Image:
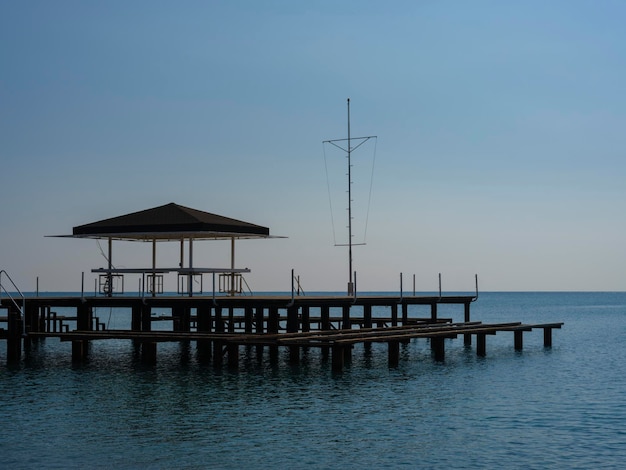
[71,203,270,240]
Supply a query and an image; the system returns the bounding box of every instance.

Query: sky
[2,0,626,293]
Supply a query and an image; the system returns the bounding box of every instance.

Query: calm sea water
[1,292,625,469]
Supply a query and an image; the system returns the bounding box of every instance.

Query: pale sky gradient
[2,1,626,293]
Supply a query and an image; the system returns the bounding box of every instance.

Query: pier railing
[0,270,26,335]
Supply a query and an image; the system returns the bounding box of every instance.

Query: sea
[1,291,625,469]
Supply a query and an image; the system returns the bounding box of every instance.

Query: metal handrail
[0,270,26,335]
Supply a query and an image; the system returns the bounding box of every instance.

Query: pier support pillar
[514,330,524,350]
[214,307,224,333]
[332,345,345,372]
[213,340,224,367]
[244,307,254,333]
[464,303,472,346]
[544,328,553,347]
[227,343,239,370]
[477,334,486,357]
[431,337,445,361]
[430,303,438,321]
[388,341,400,368]
[363,305,372,329]
[301,306,310,332]
[255,307,264,334]
[401,303,408,325]
[289,346,300,365]
[141,342,157,364]
[268,307,279,334]
[7,311,22,363]
[72,340,89,362]
[342,305,351,330]
[391,304,398,327]
[77,303,93,331]
[321,306,330,331]
[131,304,142,331]
[287,306,299,333]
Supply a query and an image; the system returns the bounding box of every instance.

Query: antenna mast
[323,99,376,295]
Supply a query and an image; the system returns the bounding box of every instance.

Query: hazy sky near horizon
[2,1,626,293]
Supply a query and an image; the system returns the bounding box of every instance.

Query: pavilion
[58,202,278,296]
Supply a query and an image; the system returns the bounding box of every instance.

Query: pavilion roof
[68,202,272,241]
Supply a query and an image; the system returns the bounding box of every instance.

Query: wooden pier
[1,293,563,371]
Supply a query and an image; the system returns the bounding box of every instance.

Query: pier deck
[1,294,563,371]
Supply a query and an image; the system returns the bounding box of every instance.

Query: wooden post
[464,303,472,346]
[391,303,398,327]
[301,306,310,332]
[72,340,89,362]
[213,340,223,367]
[141,342,157,364]
[401,303,408,325]
[287,305,299,333]
[227,343,239,369]
[544,327,553,347]
[289,346,300,365]
[332,345,344,372]
[196,306,212,362]
[77,303,92,331]
[363,304,372,329]
[321,306,330,331]
[214,306,224,333]
[430,303,437,321]
[7,311,22,363]
[514,330,524,350]
[342,305,351,330]
[244,307,253,333]
[477,333,486,357]
[388,340,400,367]
[268,307,279,334]
[141,305,152,332]
[431,336,445,361]
[255,307,264,333]
[131,304,142,331]
[227,307,235,333]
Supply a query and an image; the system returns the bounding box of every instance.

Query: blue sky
[2,1,626,293]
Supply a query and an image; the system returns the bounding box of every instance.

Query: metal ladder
[0,270,26,335]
